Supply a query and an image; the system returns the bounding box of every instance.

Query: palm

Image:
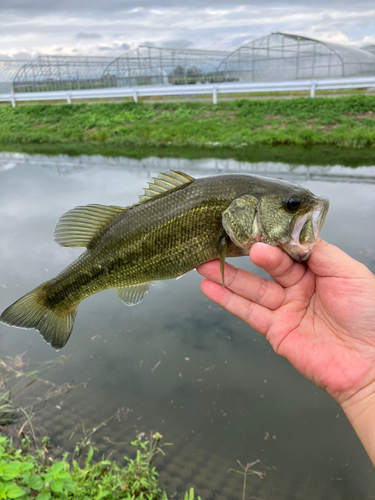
[197,240,375,405]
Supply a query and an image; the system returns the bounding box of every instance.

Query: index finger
[250,243,308,288]
[197,259,285,310]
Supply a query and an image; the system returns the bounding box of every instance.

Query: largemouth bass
[0,171,328,350]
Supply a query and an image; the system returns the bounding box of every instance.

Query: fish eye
[286,196,301,212]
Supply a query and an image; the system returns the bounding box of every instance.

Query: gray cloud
[162,39,193,49]
[1,0,375,10]
[76,32,102,39]
[12,52,32,60]
[0,2,374,59]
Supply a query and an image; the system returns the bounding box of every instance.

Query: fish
[0,170,329,350]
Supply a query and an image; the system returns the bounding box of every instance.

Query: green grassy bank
[1,95,375,149]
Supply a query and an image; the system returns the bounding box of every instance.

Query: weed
[0,433,202,499]
[0,354,75,436]
[228,460,264,500]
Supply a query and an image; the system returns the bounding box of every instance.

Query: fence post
[67,92,71,104]
[212,85,217,105]
[310,80,316,98]
[11,91,15,108]
[133,89,138,103]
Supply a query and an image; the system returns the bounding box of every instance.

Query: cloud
[1,0,375,11]
[0,2,374,58]
[12,52,32,60]
[76,32,102,39]
[97,42,130,52]
[162,39,193,49]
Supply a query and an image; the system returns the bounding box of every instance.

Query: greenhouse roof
[217,32,375,80]
[363,45,375,55]
[0,60,29,82]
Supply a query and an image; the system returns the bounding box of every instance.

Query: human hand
[197,240,375,408]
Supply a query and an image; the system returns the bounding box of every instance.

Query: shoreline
[1,142,375,169]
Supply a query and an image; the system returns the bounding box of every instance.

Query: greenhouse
[0,60,28,93]
[11,55,115,92]
[217,32,375,82]
[102,46,230,87]
[0,32,374,93]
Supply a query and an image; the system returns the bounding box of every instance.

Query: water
[1,151,375,499]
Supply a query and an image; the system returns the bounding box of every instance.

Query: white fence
[0,76,375,107]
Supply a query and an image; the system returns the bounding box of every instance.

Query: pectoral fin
[115,283,152,306]
[218,237,229,288]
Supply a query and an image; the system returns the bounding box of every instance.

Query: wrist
[341,388,375,466]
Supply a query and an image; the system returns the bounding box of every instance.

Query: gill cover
[222,195,259,249]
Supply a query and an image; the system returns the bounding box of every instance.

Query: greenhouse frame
[0,32,374,93]
[363,45,375,56]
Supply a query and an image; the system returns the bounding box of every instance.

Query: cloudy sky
[0,0,374,60]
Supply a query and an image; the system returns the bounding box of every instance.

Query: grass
[0,433,202,499]
[0,95,375,149]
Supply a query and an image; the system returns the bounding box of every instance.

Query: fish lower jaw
[283,241,313,263]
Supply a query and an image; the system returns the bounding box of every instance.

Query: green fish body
[0,171,329,350]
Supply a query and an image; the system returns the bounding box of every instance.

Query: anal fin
[115,282,152,306]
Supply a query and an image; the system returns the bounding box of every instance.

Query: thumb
[308,239,371,279]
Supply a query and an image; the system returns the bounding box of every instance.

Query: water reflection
[1,151,375,183]
[0,152,374,500]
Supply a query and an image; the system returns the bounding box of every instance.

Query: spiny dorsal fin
[54,204,126,248]
[115,282,152,306]
[138,170,195,203]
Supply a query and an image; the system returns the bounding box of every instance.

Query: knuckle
[225,264,238,288]
[254,278,268,304]
[244,301,256,325]
[222,288,235,309]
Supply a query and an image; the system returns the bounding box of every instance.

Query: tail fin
[0,285,77,350]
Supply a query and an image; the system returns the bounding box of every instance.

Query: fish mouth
[284,196,329,263]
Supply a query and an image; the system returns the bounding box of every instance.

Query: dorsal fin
[54,204,126,248]
[138,170,195,203]
[54,171,195,248]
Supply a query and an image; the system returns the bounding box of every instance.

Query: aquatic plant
[0,354,74,433]
[228,459,264,500]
